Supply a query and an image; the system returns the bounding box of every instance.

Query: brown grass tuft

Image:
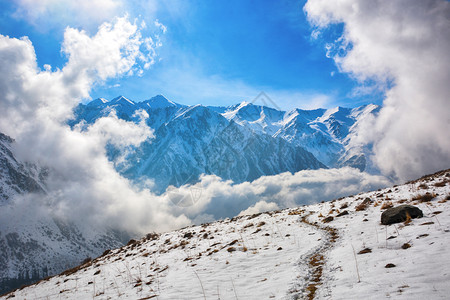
[380,201,393,210]
[418,183,428,189]
[412,192,436,203]
[401,243,411,249]
[358,248,372,255]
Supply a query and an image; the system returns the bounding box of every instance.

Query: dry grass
[305,253,325,300]
[380,201,393,210]
[355,198,372,211]
[418,183,428,189]
[355,202,368,211]
[433,180,447,187]
[401,243,411,249]
[412,192,436,203]
[404,212,412,225]
[357,248,372,255]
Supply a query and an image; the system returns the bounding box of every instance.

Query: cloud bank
[304,0,450,181]
[165,168,390,222]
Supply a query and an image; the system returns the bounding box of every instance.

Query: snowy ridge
[4,169,449,299]
[142,95,183,109]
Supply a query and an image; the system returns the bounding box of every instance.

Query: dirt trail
[288,209,339,299]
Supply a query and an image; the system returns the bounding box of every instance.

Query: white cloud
[154,19,167,33]
[0,17,189,235]
[238,201,279,217]
[164,168,391,220]
[305,0,450,180]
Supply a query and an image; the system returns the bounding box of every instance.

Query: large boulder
[381,205,423,225]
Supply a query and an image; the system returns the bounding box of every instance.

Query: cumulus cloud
[304,0,450,180]
[0,16,190,235]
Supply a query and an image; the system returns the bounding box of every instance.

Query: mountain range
[71,95,379,192]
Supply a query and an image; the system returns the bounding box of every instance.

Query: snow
[143,95,181,109]
[3,169,449,300]
[111,96,135,105]
[86,98,109,107]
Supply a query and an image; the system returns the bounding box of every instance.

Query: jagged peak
[111,95,135,105]
[143,95,180,108]
[86,97,109,107]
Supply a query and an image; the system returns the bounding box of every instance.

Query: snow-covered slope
[5,169,449,299]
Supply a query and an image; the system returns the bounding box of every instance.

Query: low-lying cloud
[165,168,390,223]
[305,0,450,181]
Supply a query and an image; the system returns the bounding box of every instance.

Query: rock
[336,210,349,217]
[385,263,396,268]
[323,216,334,223]
[381,205,423,225]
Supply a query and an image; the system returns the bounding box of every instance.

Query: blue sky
[0,0,383,109]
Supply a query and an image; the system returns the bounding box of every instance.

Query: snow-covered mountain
[222,101,380,170]
[71,95,378,192]
[72,96,331,192]
[0,133,46,205]
[0,133,128,295]
[4,169,448,299]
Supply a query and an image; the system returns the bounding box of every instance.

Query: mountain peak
[143,95,180,109]
[111,96,135,105]
[86,98,108,107]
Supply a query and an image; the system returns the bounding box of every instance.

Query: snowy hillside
[71,95,378,191]
[4,169,449,299]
